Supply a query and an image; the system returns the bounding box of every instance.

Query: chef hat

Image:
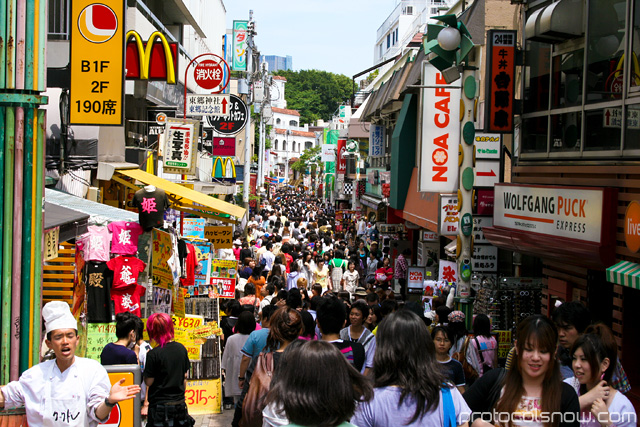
[43,301,77,334]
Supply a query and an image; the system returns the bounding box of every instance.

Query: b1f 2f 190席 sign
[70,0,126,125]
[493,184,606,243]
[420,62,461,192]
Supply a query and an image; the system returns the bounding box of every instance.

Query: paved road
[193,410,234,427]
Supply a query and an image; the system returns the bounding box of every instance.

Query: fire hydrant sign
[70,0,125,125]
[186,94,230,117]
[163,118,200,175]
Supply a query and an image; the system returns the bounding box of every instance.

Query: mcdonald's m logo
[213,157,236,180]
[126,30,178,84]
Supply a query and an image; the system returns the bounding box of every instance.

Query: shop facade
[497,0,640,406]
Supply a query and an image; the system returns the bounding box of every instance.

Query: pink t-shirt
[471,335,498,375]
[78,225,111,261]
[108,221,143,255]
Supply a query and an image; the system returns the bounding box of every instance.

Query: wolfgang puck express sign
[494,184,608,243]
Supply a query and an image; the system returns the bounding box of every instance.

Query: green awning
[606,260,640,290]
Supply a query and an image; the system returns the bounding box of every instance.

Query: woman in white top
[221,312,256,404]
[342,262,360,296]
[564,324,636,427]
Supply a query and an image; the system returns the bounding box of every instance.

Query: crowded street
[0,0,639,425]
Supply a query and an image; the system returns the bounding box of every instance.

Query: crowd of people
[216,189,637,427]
[0,188,636,427]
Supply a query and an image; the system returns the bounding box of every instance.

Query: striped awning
[606,260,640,290]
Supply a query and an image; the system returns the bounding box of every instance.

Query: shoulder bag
[240,352,274,427]
[452,336,478,384]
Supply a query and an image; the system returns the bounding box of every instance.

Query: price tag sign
[44,227,60,261]
[70,0,125,125]
[186,379,222,414]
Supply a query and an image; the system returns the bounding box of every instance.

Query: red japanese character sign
[194,60,224,90]
[486,30,516,132]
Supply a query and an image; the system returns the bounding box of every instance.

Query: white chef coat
[2,357,111,427]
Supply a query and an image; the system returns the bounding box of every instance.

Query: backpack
[240,352,274,427]
[452,336,479,385]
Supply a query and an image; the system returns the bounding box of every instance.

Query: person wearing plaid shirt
[394,249,411,296]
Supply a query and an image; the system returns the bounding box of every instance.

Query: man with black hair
[259,283,276,313]
[365,292,379,308]
[262,243,275,274]
[316,297,367,374]
[100,312,138,365]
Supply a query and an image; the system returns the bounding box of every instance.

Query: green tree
[273,69,352,125]
[291,146,321,173]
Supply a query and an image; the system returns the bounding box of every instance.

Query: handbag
[474,337,494,375]
[452,336,478,384]
[240,352,274,427]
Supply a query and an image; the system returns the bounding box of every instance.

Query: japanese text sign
[472,245,498,272]
[186,94,230,117]
[44,227,60,261]
[209,259,237,298]
[232,21,248,71]
[183,218,205,239]
[163,118,200,175]
[439,194,459,236]
[86,323,116,361]
[420,61,461,192]
[186,379,222,415]
[486,30,516,132]
[172,315,204,361]
[369,125,385,157]
[152,229,173,289]
[204,226,233,249]
[70,0,125,125]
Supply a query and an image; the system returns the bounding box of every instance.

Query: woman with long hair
[467,314,498,378]
[143,313,192,426]
[352,309,471,426]
[222,312,256,405]
[299,251,316,287]
[313,257,329,293]
[464,315,580,427]
[263,340,373,426]
[240,307,303,426]
[564,324,636,426]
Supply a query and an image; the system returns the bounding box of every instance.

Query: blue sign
[369,125,384,157]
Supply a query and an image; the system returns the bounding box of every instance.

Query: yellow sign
[44,226,60,261]
[212,156,236,179]
[204,226,233,249]
[70,0,125,125]
[495,330,512,359]
[173,286,186,317]
[152,229,173,289]
[105,372,135,426]
[186,379,222,414]
[85,323,116,361]
[172,314,204,361]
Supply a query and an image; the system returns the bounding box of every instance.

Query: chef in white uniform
[0,301,141,427]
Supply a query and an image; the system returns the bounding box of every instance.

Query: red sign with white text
[337,138,347,174]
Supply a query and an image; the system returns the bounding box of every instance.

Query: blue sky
[223,0,396,78]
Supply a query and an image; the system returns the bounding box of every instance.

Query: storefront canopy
[114,169,246,224]
[606,260,640,290]
[45,188,138,224]
[44,201,90,242]
[400,168,438,231]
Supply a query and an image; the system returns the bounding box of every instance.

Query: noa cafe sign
[625,201,640,252]
[493,184,608,243]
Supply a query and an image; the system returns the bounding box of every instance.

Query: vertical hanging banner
[232,21,248,71]
[485,30,516,132]
[70,0,126,125]
[420,62,461,192]
[163,117,200,175]
[369,125,384,157]
[337,138,347,174]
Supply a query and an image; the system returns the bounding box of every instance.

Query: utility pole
[242,11,255,210]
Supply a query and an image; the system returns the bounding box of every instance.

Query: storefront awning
[606,261,640,290]
[44,202,90,242]
[45,188,138,224]
[114,169,246,224]
[360,194,386,210]
[400,168,438,231]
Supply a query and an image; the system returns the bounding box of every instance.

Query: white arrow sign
[474,160,500,187]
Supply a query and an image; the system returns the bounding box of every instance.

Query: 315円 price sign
[70,0,125,125]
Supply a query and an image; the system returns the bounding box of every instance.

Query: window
[524,41,551,113]
[275,140,279,150]
[551,47,584,109]
[305,141,313,150]
[283,141,288,151]
[289,120,297,126]
[48,0,69,39]
[586,0,626,103]
[276,118,281,124]
[387,34,391,49]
